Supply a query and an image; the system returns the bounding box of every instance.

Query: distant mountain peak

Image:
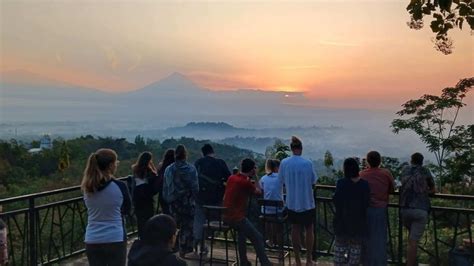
[134,72,204,95]
[167,72,188,80]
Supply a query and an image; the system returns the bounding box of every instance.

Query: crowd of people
[79,136,436,266]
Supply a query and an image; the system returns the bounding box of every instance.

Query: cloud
[55,53,63,64]
[187,71,257,89]
[128,54,142,72]
[279,65,320,70]
[102,46,119,70]
[319,40,360,47]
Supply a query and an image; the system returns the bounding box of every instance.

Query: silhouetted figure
[131,151,159,240]
[279,136,318,266]
[259,159,285,247]
[400,153,435,266]
[223,158,271,266]
[193,144,231,255]
[128,214,187,266]
[359,151,395,266]
[81,149,131,266]
[156,149,175,215]
[333,158,370,265]
[163,145,199,258]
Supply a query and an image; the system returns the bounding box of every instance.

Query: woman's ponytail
[81,149,117,193]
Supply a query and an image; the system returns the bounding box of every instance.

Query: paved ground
[61,238,334,265]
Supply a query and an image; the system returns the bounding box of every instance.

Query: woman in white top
[259,159,284,247]
[81,148,131,266]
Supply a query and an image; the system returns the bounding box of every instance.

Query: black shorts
[287,208,316,225]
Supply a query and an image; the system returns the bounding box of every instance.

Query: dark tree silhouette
[406,0,474,54]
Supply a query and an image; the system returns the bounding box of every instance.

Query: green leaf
[439,0,453,11]
[434,13,444,21]
[458,3,470,16]
[423,6,432,14]
[467,15,474,29]
[431,20,442,32]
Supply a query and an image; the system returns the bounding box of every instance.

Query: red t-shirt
[360,167,394,208]
[223,173,256,222]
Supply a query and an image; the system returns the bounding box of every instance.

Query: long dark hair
[343,158,360,179]
[132,151,155,179]
[158,149,175,177]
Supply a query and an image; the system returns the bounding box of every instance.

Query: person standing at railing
[400,153,435,266]
[163,144,199,259]
[223,158,272,266]
[130,151,160,240]
[359,151,395,266]
[333,158,370,266]
[259,158,285,248]
[193,144,231,256]
[156,149,175,215]
[279,136,318,266]
[81,148,131,266]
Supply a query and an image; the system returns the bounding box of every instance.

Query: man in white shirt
[279,136,318,266]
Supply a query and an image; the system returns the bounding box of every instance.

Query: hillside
[0,136,259,198]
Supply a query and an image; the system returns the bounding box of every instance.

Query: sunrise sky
[1,0,473,105]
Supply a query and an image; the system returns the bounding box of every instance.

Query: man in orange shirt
[223,158,271,266]
[359,151,395,266]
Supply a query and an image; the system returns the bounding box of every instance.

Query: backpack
[196,160,226,204]
[400,167,428,208]
[163,164,179,203]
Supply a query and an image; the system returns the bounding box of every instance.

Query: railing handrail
[2,181,473,207]
[314,184,474,201]
[0,180,472,265]
[0,177,128,205]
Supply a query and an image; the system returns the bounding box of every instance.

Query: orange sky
[1,1,473,105]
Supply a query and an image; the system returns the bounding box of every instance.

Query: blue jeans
[230,218,271,266]
[193,203,206,246]
[364,207,388,266]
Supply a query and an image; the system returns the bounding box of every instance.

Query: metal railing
[314,185,473,265]
[1,183,473,265]
[0,177,136,266]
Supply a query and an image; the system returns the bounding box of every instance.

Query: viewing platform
[1,179,473,266]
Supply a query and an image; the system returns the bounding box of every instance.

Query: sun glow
[275,86,301,93]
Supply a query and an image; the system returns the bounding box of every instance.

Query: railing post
[398,193,403,266]
[313,185,318,260]
[29,197,36,266]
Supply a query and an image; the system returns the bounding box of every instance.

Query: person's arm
[364,183,371,208]
[279,163,285,187]
[156,162,163,174]
[114,180,132,215]
[189,166,199,195]
[220,160,231,183]
[148,171,161,195]
[387,170,395,193]
[149,161,158,175]
[253,177,263,196]
[310,161,318,185]
[426,168,436,194]
[333,180,341,203]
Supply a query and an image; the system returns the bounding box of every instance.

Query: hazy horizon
[1,0,473,110]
